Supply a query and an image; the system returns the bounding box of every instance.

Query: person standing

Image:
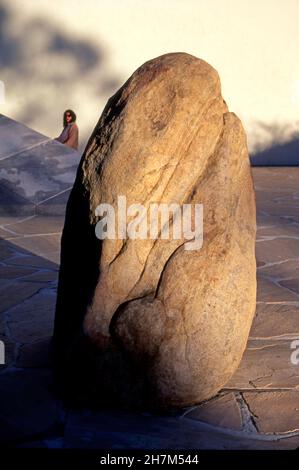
[55,109,79,150]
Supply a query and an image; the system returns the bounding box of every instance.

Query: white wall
[1,0,299,153]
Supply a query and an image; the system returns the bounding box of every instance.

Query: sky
[1,0,299,153]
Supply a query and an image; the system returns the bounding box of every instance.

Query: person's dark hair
[63,109,76,127]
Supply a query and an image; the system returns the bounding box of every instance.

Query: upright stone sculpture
[53,52,256,408]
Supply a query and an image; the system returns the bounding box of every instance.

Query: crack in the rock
[154,239,188,299]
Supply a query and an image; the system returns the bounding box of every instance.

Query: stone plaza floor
[0,114,299,449]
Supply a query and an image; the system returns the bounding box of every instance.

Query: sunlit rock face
[53,52,257,408]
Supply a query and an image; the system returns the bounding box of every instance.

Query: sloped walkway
[0,114,80,216]
[0,115,298,449]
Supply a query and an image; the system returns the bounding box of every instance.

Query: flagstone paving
[0,167,298,449]
[0,115,299,449]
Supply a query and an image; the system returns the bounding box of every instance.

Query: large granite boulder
[53,52,256,408]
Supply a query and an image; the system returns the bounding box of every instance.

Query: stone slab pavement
[0,166,299,449]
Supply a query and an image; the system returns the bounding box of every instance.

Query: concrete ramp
[0,114,80,216]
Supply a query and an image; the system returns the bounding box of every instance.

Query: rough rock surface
[53,52,256,407]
